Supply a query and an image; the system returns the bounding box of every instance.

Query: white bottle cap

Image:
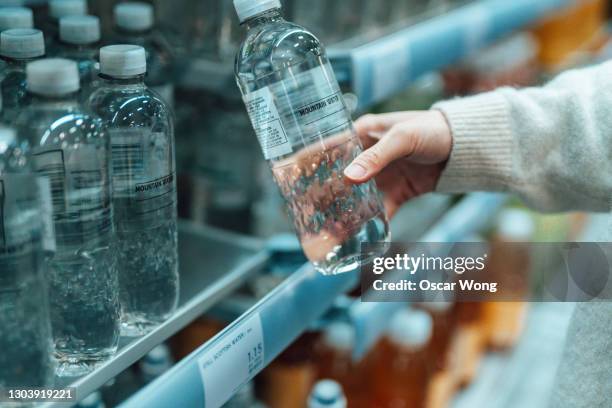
[323,322,355,352]
[387,308,433,348]
[49,0,87,19]
[140,345,173,380]
[233,0,281,23]
[99,44,146,77]
[497,209,535,241]
[0,126,16,155]
[0,28,44,59]
[114,2,154,32]
[0,7,33,31]
[27,58,79,96]
[308,380,347,408]
[60,15,100,45]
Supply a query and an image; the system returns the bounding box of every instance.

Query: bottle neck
[30,91,80,106]
[99,73,146,87]
[1,55,42,69]
[243,8,284,30]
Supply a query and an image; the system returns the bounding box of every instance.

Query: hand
[344,111,453,218]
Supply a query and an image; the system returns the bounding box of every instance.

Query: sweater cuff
[433,92,514,193]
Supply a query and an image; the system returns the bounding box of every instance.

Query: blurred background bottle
[16,58,119,376]
[46,0,88,49]
[0,6,34,31]
[308,379,347,408]
[0,28,45,123]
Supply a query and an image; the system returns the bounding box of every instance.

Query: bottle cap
[387,308,432,348]
[0,7,33,31]
[99,44,146,77]
[140,345,173,380]
[497,209,535,240]
[27,58,79,96]
[49,0,87,19]
[233,0,281,23]
[322,322,355,352]
[114,2,154,32]
[0,28,44,59]
[0,127,16,156]
[60,15,100,45]
[308,380,347,408]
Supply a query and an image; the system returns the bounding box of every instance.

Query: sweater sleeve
[433,60,612,213]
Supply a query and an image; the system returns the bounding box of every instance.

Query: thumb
[344,123,417,183]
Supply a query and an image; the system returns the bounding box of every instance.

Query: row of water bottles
[0,0,179,390]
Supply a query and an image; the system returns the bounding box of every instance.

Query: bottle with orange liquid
[420,302,456,408]
[371,308,433,408]
[482,209,534,350]
[315,322,368,407]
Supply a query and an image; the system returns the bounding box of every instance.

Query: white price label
[198,313,264,408]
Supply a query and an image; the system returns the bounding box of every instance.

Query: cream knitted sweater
[434,60,612,407]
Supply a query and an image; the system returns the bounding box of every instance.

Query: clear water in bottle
[0,28,45,123]
[0,127,55,393]
[234,0,389,275]
[15,58,119,376]
[88,45,179,336]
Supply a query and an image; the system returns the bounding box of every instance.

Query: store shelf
[349,193,508,359]
[329,0,571,109]
[42,221,267,408]
[120,193,505,408]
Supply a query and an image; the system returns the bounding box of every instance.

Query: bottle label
[36,177,56,254]
[198,313,264,408]
[0,175,45,255]
[243,63,351,160]
[31,146,112,240]
[110,128,176,219]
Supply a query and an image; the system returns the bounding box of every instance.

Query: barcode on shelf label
[198,313,264,408]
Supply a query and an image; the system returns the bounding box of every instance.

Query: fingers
[344,122,419,183]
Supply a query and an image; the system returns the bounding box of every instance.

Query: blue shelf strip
[340,0,570,108]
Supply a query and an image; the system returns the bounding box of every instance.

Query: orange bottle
[449,301,485,388]
[482,209,534,350]
[315,322,368,407]
[371,308,433,408]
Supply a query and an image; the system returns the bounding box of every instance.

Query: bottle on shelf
[0,28,45,123]
[15,58,119,377]
[308,379,347,408]
[139,344,174,384]
[56,15,101,98]
[314,321,368,407]
[88,45,179,337]
[0,6,34,31]
[482,208,534,350]
[234,0,390,275]
[46,0,88,48]
[0,126,55,393]
[371,308,433,408]
[113,2,176,107]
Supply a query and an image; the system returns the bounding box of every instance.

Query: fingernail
[344,163,367,179]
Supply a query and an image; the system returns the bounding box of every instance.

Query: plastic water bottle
[0,126,55,392]
[308,380,347,408]
[76,392,106,408]
[56,15,101,97]
[46,0,87,47]
[234,0,389,275]
[0,28,45,123]
[88,45,179,336]
[0,6,34,31]
[138,344,173,384]
[113,2,175,107]
[15,58,120,376]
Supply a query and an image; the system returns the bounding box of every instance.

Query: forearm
[433,60,612,212]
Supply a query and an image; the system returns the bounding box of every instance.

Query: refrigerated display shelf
[41,221,268,408]
[181,0,570,109]
[119,193,506,408]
